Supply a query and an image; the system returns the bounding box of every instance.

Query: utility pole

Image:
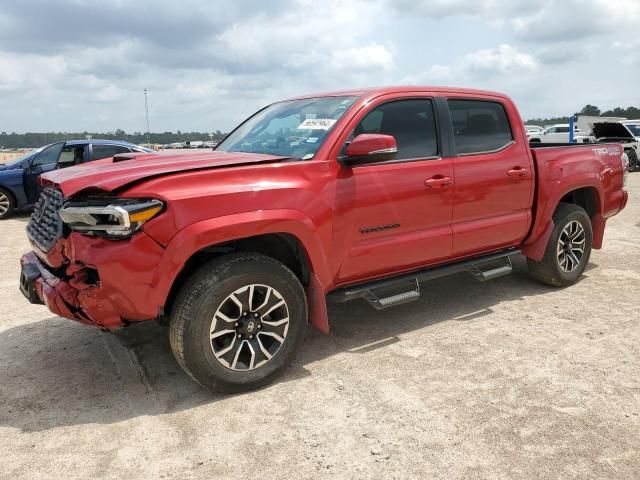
[144,88,150,146]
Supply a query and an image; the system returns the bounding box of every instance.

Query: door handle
[424,176,453,188]
[507,167,528,177]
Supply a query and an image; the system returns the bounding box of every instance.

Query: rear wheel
[169,253,308,393]
[0,188,15,219]
[527,203,593,287]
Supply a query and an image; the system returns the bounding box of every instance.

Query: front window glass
[58,145,85,167]
[32,143,64,166]
[352,99,439,160]
[217,96,358,160]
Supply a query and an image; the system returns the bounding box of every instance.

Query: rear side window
[354,99,438,160]
[92,144,131,160]
[448,100,513,155]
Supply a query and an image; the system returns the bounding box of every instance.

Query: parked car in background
[591,121,640,171]
[0,139,154,219]
[524,125,544,135]
[19,86,628,393]
[181,141,206,149]
[528,124,592,143]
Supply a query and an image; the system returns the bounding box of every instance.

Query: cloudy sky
[1,0,638,133]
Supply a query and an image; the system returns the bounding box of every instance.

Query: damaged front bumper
[20,251,131,330]
[19,231,166,331]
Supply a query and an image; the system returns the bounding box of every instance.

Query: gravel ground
[1,176,639,480]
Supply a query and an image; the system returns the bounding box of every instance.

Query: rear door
[446,98,534,257]
[333,97,454,283]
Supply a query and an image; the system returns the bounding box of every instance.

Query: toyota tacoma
[20,87,629,392]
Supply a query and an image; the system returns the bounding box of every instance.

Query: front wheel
[0,188,15,219]
[169,253,308,393]
[527,203,593,287]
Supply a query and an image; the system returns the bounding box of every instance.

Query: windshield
[625,124,640,136]
[216,96,359,159]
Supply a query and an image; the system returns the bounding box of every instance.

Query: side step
[329,249,520,307]
[365,279,420,310]
[468,256,513,282]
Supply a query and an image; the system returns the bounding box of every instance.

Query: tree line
[0,129,228,149]
[3,103,640,148]
[526,105,640,126]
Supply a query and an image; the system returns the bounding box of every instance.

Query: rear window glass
[448,100,513,155]
[92,145,131,160]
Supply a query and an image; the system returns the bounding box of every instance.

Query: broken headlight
[58,198,163,238]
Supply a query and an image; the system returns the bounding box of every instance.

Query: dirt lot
[0,151,31,163]
[1,176,639,480]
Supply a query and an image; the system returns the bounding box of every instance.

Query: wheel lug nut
[258,325,262,329]
[237,334,241,338]
[254,313,259,317]
[249,335,254,339]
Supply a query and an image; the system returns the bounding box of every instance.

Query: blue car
[0,140,154,219]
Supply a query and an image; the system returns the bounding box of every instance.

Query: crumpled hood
[41,151,288,197]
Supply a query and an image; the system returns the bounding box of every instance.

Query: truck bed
[521,141,627,261]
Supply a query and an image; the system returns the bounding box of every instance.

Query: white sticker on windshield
[306,137,318,143]
[297,118,336,130]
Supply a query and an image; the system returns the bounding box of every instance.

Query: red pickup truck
[20,87,628,392]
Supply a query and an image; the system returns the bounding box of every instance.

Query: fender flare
[149,209,332,332]
[521,177,604,260]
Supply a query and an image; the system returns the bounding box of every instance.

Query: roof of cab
[280,85,510,102]
[65,139,142,147]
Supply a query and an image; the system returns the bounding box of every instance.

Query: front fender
[149,209,333,308]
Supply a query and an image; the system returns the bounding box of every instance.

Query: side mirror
[342,134,397,166]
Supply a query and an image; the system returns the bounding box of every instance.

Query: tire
[625,149,638,172]
[169,253,308,393]
[527,203,593,287]
[0,188,15,219]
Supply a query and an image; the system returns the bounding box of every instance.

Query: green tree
[580,105,601,116]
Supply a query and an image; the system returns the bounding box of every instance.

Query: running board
[329,249,520,306]
[364,279,421,310]
[468,256,513,282]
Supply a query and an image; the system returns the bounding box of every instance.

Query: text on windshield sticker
[297,118,337,130]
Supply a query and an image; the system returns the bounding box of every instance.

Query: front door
[24,142,64,204]
[333,98,454,284]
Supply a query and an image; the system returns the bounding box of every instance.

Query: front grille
[27,187,64,252]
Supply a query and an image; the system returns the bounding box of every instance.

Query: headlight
[58,199,163,238]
